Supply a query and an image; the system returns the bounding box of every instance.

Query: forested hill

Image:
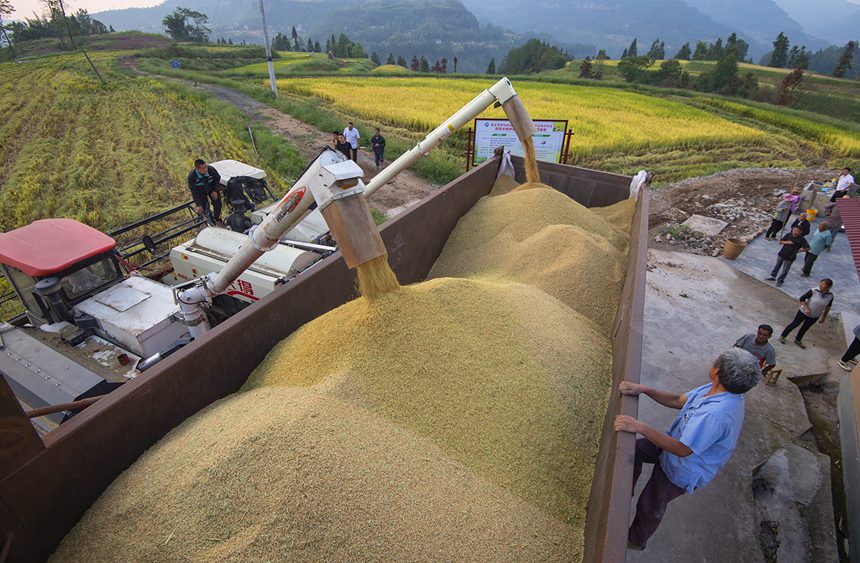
[460,0,832,57]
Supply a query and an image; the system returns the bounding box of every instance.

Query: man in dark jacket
[188,159,222,224]
[788,213,810,237]
[766,225,808,287]
[335,134,352,159]
[371,128,386,170]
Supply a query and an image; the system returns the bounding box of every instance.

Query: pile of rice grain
[52,172,637,562]
[429,187,630,334]
[51,388,579,562]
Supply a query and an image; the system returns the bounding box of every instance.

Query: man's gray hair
[715,348,761,394]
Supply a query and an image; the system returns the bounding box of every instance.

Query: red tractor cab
[0,219,123,325]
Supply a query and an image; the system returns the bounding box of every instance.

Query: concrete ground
[727,219,860,319]
[627,248,845,562]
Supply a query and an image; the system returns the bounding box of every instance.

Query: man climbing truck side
[188,159,222,225]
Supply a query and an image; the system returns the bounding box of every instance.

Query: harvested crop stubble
[245,277,612,532]
[50,387,579,562]
[429,187,629,333]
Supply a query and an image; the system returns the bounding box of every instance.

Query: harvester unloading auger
[169,77,538,341]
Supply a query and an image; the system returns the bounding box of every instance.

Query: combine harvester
[0,78,649,562]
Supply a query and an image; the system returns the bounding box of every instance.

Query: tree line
[0,0,111,55]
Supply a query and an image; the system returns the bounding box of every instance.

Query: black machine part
[34,277,74,323]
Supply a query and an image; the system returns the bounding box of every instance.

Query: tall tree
[692,41,708,60]
[833,41,856,78]
[314,40,320,52]
[706,38,723,60]
[385,52,395,65]
[579,56,593,78]
[370,52,381,65]
[725,33,749,61]
[596,49,608,60]
[710,51,738,93]
[410,55,419,71]
[162,7,210,42]
[290,26,297,41]
[453,56,458,73]
[777,68,803,104]
[419,56,430,72]
[624,37,637,58]
[797,47,809,69]
[647,38,664,59]
[0,0,15,58]
[306,37,313,52]
[397,55,407,67]
[675,42,691,60]
[486,58,495,74]
[768,32,789,68]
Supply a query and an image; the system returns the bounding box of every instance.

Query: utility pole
[258,0,278,98]
[57,0,105,85]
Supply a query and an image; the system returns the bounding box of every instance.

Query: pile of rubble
[650,167,834,256]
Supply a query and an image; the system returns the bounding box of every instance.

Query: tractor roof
[0,219,116,277]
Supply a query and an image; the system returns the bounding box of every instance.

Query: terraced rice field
[272,76,860,181]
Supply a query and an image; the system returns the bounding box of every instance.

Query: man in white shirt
[343,122,360,162]
[830,167,855,202]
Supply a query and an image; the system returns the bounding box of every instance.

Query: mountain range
[91,0,856,64]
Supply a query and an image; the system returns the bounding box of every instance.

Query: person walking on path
[734,325,776,375]
[765,188,801,239]
[779,278,834,348]
[343,122,360,161]
[801,222,832,277]
[335,133,352,159]
[788,212,810,237]
[766,225,809,287]
[830,167,855,202]
[837,324,860,371]
[615,348,761,551]
[187,159,222,224]
[371,128,386,170]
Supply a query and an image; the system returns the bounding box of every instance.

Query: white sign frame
[472,118,569,166]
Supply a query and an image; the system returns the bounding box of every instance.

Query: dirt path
[188,81,437,217]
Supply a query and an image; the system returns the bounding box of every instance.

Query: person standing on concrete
[837,324,860,371]
[766,225,809,287]
[779,278,834,349]
[830,167,855,202]
[734,325,776,375]
[615,348,761,551]
[800,222,832,277]
[187,159,222,225]
[343,122,360,161]
[765,189,801,240]
[823,201,843,252]
[788,212,810,237]
[371,128,386,170]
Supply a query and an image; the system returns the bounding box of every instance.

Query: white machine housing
[170,228,322,304]
[210,159,266,186]
[75,275,188,358]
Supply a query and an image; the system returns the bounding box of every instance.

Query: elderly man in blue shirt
[615,348,761,550]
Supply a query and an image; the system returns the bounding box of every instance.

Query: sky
[9,0,164,18]
[9,0,860,20]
